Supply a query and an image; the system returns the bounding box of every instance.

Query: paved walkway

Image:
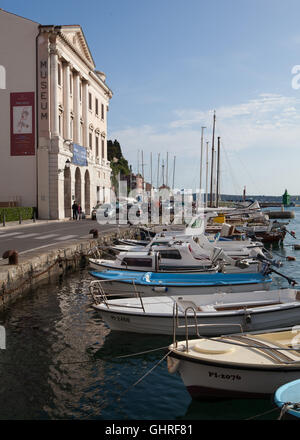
[0,218,128,261]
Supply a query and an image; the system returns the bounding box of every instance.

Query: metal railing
[89,277,146,313]
[172,301,243,352]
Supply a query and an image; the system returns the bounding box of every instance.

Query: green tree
[107,139,131,192]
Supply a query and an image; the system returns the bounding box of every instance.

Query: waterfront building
[0,9,113,219]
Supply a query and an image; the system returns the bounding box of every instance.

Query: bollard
[2,250,19,265]
[19,212,22,224]
[2,212,5,227]
[33,209,36,223]
[89,229,99,239]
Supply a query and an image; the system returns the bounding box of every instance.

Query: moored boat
[91,288,300,336]
[89,269,273,297]
[274,379,300,419]
[167,328,300,399]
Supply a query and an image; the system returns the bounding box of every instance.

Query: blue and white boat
[89,269,272,297]
[274,379,300,419]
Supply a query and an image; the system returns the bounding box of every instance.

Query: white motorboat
[90,239,265,274]
[113,232,265,259]
[91,288,300,337]
[167,328,300,399]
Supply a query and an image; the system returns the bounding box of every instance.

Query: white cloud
[109,93,300,194]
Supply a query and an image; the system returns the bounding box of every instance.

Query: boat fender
[167,356,180,374]
[244,311,252,324]
[244,307,252,324]
[286,256,296,261]
[153,286,168,292]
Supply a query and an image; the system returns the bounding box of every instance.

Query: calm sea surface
[0,207,300,421]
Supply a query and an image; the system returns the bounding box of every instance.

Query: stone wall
[0,227,137,308]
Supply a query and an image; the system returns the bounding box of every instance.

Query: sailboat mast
[216,136,220,208]
[150,152,153,188]
[200,126,206,192]
[166,152,169,187]
[205,141,209,208]
[141,150,144,191]
[172,155,176,190]
[157,153,160,189]
[209,111,216,207]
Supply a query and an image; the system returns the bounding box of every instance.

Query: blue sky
[3,0,300,195]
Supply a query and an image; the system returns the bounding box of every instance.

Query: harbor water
[1,207,300,421]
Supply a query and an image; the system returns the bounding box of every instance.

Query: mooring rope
[98,350,172,411]
[115,345,171,358]
[245,406,279,420]
[0,344,170,368]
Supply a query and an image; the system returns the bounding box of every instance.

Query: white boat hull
[93,300,300,336]
[89,259,261,274]
[90,279,271,298]
[174,358,300,398]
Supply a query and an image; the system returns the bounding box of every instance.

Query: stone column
[74,71,81,144]
[82,79,89,149]
[63,61,70,140]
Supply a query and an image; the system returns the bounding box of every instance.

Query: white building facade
[0,10,113,219]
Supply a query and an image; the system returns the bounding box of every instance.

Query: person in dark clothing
[72,201,78,220]
[77,204,82,220]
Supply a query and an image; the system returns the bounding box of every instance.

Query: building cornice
[39,25,113,99]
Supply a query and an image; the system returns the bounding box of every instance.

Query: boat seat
[176,299,217,313]
[214,299,282,311]
[224,335,296,364]
[193,340,235,355]
[198,305,217,312]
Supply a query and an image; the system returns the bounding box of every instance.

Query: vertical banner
[10,92,35,156]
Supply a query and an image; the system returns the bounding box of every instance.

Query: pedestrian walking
[77,204,82,220]
[72,201,78,220]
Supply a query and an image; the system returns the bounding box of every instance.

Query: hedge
[0,207,36,222]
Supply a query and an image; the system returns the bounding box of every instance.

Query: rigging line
[233,150,261,195]
[221,142,240,195]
